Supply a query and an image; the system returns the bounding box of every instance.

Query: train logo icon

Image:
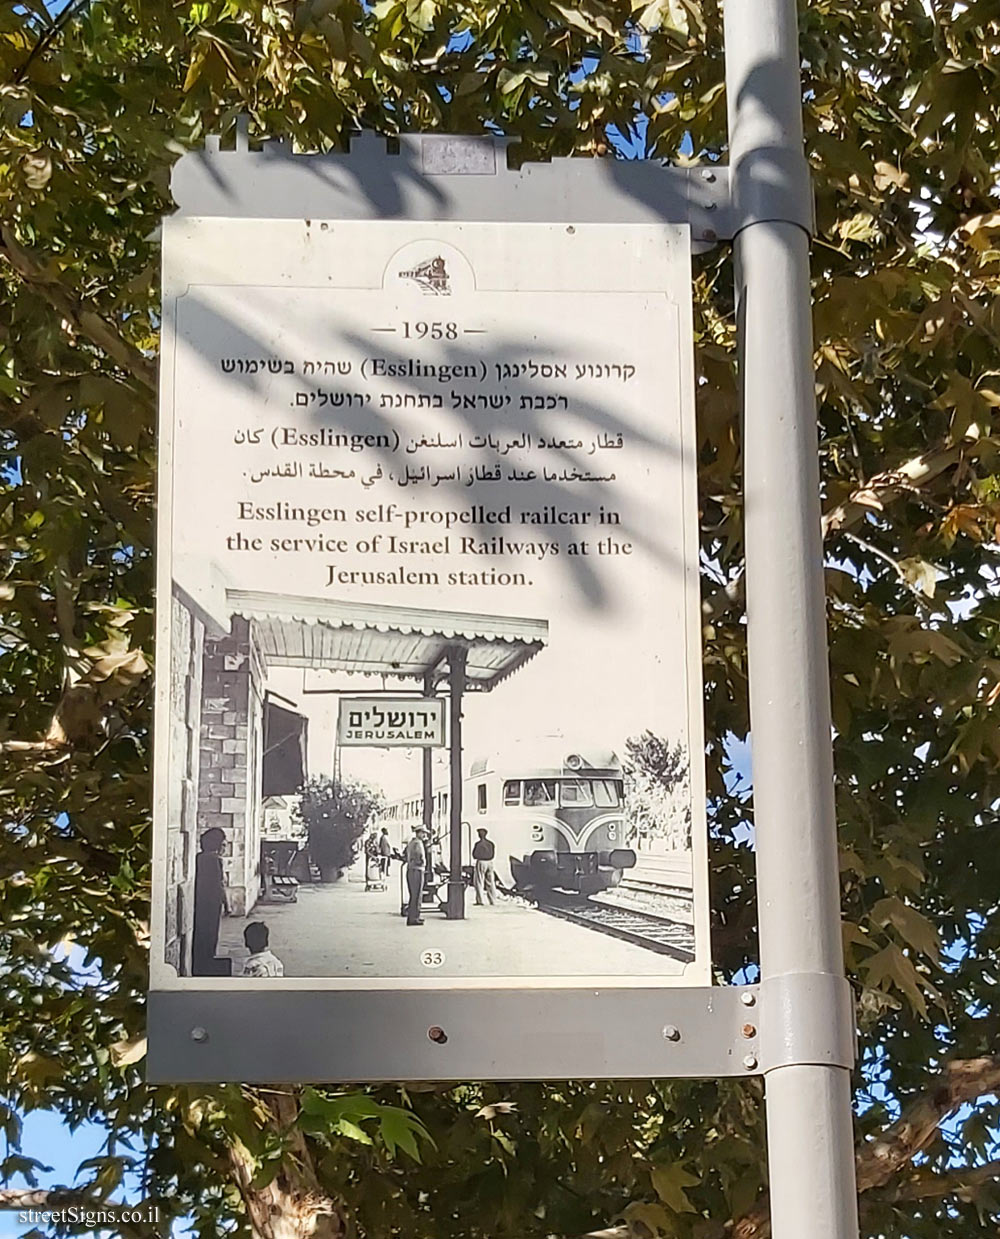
[399,254,450,295]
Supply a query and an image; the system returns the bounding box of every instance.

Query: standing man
[192,826,232,975]
[472,827,497,907]
[405,826,427,926]
[378,826,393,878]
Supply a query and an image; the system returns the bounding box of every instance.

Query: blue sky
[0,1112,110,1239]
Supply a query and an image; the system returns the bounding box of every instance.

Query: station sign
[338,698,445,747]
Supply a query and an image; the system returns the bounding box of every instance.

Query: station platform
[216,861,687,981]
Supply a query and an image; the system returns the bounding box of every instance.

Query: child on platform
[242,921,285,977]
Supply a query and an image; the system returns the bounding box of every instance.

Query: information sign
[150,212,710,1053]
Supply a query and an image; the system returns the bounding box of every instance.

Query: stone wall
[197,617,266,917]
[164,592,205,975]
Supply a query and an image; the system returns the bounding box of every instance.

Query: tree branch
[574,1055,1000,1239]
[224,1090,346,1239]
[820,437,973,539]
[0,1188,159,1239]
[879,1158,1000,1203]
[701,432,985,624]
[854,1055,1000,1192]
[0,226,156,393]
[0,738,69,755]
[11,0,90,85]
[729,1054,1000,1239]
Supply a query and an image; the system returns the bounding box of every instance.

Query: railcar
[378,742,635,895]
[467,743,635,894]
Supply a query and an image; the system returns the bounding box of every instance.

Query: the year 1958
[402,321,459,340]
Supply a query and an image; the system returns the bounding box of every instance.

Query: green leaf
[897,557,938,598]
[861,944,939,1020]
[838,211,878,243]
[650,1161,701,1213]
[333,1118,373,1146]
[623,1200,674,1237]
[871,897,941,963]
[633,0,689,36]
[378,1107,434,1162]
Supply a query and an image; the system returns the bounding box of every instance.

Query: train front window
[559,779,593,806]
[523,779,556,806]
[592,779,622,807]
[556,779,622,807]
[503,780,521,806]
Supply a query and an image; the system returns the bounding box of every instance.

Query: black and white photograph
[152,218,710,989]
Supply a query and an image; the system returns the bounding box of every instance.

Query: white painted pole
[723,2,860,1235]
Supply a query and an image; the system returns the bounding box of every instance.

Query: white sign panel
[339,698,445,747]
[152,218,710,995]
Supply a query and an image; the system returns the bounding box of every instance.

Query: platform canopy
[227,589,548,691]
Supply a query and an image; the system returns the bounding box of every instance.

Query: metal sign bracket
[168,128,813,247]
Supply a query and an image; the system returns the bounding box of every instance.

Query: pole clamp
[730,147,814,237]
[758,972,856,1073]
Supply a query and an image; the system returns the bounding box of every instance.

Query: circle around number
[420,949,445,968]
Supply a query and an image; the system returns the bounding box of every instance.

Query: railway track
[536,894,696,962]
[620,876,693,901]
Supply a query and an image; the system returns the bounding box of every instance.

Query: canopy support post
[445,647,467,920]
[421,670,435,846]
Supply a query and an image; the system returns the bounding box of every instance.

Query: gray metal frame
[154,27,862,1230]
[148,975,857,1083]
[151,127,851,1083]
[154,126,764,1087]
[150,985,765,1083]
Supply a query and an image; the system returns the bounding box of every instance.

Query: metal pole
[723,2,859,1236]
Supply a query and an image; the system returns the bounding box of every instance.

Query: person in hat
[472,827,497,907]
[404,826,428,925]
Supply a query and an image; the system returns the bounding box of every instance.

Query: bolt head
[427,1026,448,1044]
[742,1054,758,1071]
[701,168,716,182]
[741,1023,757,1039]
[190,1026,208,1043]
[662,1025,681,1042]
[740,991,756,1007]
